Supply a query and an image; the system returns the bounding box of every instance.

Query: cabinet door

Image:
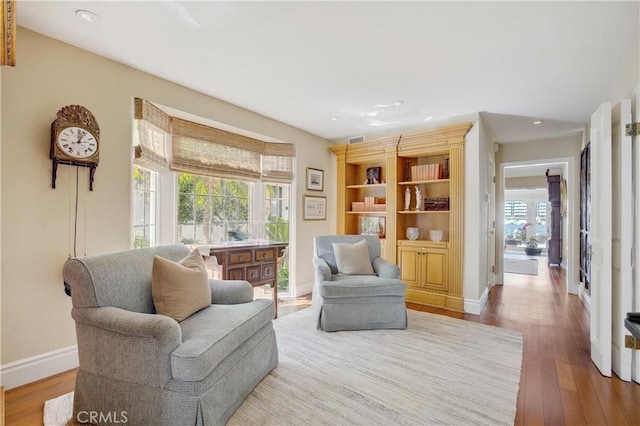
[423,249,448,292]
[398,246,421,288]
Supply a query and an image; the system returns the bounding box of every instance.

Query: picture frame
[365,166,382,185]
[306,167,324,191]
[303,195,327,220]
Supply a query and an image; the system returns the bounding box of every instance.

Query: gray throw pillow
[152,249,211,322]
[332,239,375,275]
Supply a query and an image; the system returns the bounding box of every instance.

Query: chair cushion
[171,299,275,382]
[152,249,211,322]
[332,239,374,275]
[320,275,406,298]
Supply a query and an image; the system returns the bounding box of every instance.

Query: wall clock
[50,105,100,190]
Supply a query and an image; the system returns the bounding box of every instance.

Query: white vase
[429,230,443,242]
[406,227,419,240]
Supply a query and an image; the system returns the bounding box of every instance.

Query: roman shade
[262,142,295,183]
[171,117,263,180]
[133,98,171,171]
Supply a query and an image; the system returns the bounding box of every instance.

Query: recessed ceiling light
[76,10,100,22]
[331,116,340,121]
[533,120,542,125]
[394,100,404,106]
[425,116,433,121]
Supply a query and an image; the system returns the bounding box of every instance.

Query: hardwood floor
[6,264,640,425]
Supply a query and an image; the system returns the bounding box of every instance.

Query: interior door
[486,155,496,290]
[612,99,633,381]
[590,102,613,377]
[632,86,640,384]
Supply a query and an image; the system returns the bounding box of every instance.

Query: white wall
[0,28,332,384]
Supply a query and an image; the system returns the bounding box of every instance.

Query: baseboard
[464,287,489,315]
[579,284,591,313]
[295,281,313,297]
[0,345,78,390]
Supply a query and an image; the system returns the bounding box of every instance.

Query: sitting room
[1,2,639,425]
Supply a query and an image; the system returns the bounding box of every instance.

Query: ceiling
[16,1,639,143]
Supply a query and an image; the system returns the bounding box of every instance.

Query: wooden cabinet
[209,243,287,317]
[398,241,449,292]
[330,122,472,312]
[546,173,562,266]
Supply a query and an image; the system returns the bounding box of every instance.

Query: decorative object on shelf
[359,216,386,238]
[424,197,450,211]
[50,105,100,190]
[404,187,411,210]
[404,160,411,182]
[303,195,327,220]
[365,166,381,184]
[444,158,450,179]
[406,227,419,241]
[414,186,422,210]
[429,230,443,242]
[306,167,324,191]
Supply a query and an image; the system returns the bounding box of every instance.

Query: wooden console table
[208,242,287,318]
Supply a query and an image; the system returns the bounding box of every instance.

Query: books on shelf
[410,163,441,181]
[352,198,386,212]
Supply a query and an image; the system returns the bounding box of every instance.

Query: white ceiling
[16,1,639,143]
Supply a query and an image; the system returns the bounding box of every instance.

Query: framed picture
[306,167,324,191]
[303,195,327,220]
[366,166,382,184]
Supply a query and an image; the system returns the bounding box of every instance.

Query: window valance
[133,99,296,183]
[262,142,296,183]
[133,98,170,171]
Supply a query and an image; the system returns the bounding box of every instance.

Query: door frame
[497,156,577,294]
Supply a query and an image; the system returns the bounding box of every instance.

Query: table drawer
[246,265,261,282]
[262,262,276,280]
[228,251,252,265]
[227,267,245,281]
[254,248,276,262]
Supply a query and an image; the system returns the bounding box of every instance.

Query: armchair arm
[373,257,400,279]
[72,306,181,388]
[209,279,254,304]
[313,257,332,283]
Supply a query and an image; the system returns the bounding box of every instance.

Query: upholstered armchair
[63,245,278,425]
[312,235,407,332]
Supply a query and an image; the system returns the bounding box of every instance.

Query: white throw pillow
[332,239,375,275]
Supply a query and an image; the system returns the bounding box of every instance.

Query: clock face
[56,126,99,160]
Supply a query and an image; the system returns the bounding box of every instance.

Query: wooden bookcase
[330,122,472,312]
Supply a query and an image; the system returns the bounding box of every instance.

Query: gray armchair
[312,235,407,332]
[63,245,278,425]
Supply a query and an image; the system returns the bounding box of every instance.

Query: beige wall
[505,176,547,190]
[1,28,332,365]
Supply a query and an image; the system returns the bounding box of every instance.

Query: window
[504,191,550,251]
[264,183,290,293]
[131,99,295,294]
[132,166,158,248]
[177,174,250,244]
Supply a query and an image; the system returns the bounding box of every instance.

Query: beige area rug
[504,254,539,275]
[45,309,523,426]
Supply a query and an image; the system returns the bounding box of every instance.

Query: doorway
[501,161,570,290]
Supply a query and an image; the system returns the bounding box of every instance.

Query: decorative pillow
[152,249,211,322]
[332,239,375,275]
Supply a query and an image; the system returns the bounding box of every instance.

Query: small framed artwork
[365,167,382,184]
[306,167,324,191]
[303,195,327,220]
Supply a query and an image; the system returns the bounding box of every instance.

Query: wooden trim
[1,0,15,67]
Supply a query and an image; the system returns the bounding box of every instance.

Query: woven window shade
[133,98,170,171]
[262,142,295,183]
[171,118,263,180]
